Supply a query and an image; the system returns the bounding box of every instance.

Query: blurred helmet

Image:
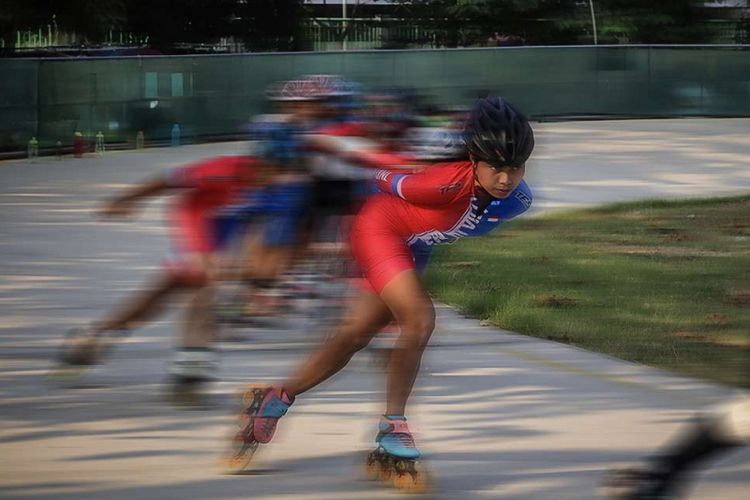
[300,74,344,98]
[266,79,323,102]
[463,96,534,168]
[299,74,363,112]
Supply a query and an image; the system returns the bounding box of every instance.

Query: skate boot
[365,416,429,493]
[601,465,678,499]
[223,384,294,473]
[50,326,121,379]
[167,348,219,407]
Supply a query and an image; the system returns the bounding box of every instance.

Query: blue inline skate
[223,384,293,473]
[365,415,429,493]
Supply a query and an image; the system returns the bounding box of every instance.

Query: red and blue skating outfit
[351,161,532,293]
[164,156,257,276]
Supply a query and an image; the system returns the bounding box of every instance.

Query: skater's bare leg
[169,255,220,393]
[179,254,217,346]
[181,285,217,347]
[242,233,293,282]
[91,270,183,334]
[378,270,435,417]
[92,253,214,338]
[254,246,294,281]
[237,238,296,315]
[284,290,393,396]
[169,284,219,393]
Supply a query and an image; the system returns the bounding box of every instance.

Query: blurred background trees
[0,0,746,55]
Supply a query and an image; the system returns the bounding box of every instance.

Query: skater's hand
[99,199,138,219]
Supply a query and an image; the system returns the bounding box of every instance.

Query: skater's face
[472,159,525,199]
[286,101,324,122]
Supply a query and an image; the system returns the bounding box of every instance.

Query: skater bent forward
[225,96,536,492]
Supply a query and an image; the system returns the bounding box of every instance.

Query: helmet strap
[470,155,480,185]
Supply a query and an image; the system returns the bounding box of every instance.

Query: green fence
[2,45,749,152]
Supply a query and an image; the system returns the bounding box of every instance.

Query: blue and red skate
[365,416,430,493]
[223,384,293,473]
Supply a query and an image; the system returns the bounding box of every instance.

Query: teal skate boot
[223,384,294,473]
[365,415,429,493]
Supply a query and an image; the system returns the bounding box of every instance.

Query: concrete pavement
[0,119,748,499]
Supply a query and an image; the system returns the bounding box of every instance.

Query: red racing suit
[165,155,257,267]
[350,161,532,293]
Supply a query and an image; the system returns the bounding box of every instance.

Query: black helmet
[463,96,534,168]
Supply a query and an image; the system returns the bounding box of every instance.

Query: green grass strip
[426,195,750,387]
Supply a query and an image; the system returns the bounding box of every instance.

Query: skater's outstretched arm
[99,177,172,219]
[373,162,470,206]
[306,133,419,172]
[98,155,252,218]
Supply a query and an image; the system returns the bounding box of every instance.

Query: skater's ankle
[383,414,407,421]
[280,387,295,405]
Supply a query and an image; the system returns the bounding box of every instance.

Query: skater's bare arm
[99,177,172,219]
[306,134,419,171]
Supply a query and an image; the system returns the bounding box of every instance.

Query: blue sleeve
[235,189,279,215]
[213,182,311,248]
[214,214,247,249]
[223,181,310,218]
[497,180,533,220]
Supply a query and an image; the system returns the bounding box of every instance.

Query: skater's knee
[397,312,435,349]
[333,331,372,355]
[165,263,210,288]
[397,331,432,352]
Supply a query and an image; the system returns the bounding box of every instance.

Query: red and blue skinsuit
[351,161,533,293]
[166,155,257,262]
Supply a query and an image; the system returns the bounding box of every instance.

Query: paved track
[1,119,748,499]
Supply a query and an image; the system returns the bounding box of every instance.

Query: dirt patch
[708,338,747,348]
[724,220,748,235]
[673,331,748,348]
[648,226,681,235]
[600,243,728,258]
[667,232,693,242]
[727,290,750,307]
[529,256,551,264]
[443,261,480,269]
[704,313,730,326]
[534,294,578,308]
[478,283,500,293]
[545,333,575,342]
[674,331,708,342]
